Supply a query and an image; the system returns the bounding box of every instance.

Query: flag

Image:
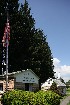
[2,21,10,47]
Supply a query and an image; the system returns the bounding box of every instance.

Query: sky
[19,0,70,82]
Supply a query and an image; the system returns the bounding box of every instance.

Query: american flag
[2,20,10,47]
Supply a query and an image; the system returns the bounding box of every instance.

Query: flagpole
[2,2,10,91]
[6,3,9,91]
[6,29,8,91]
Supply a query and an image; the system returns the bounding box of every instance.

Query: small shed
[41,78,66,95]
[13,69,39,91]
[0,69,39,92]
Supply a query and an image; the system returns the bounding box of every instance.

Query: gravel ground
[60,96,70,105]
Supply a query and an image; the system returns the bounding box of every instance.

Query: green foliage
[2,90,35,105]
[0,0,54,83]
[50,82,61,96]
[66,88,70,92]
[67,101,70,105]
[45,91,61,105]
[1,90,61,105]
[66,80,70,88]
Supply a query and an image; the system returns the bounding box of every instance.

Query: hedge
[1,90,61,105]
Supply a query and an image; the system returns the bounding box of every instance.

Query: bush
[34,90,47,105]
[1,90,35,105]
[35,90,61,105]
[45,90,61,105]
[1,90,61,105]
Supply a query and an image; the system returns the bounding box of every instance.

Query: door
[0,83,3,91]
[29,84,32,91]
[25,83,29,91]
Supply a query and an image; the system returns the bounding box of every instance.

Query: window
[26,77,28,79]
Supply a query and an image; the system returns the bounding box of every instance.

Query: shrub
[1,90,61,105]
[50,82,62,96]
[1,90,35,105]
[34,90,47,105]
[34,90,61,105]
[45,90,61,105]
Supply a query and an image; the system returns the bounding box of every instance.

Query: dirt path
[0,103,1,105]
[60,96,70,105]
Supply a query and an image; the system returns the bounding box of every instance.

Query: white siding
[14,70,39,84]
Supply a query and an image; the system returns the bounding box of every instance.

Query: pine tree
[0,0,54,84]
[50,82,60,95]
[9,0,35,72]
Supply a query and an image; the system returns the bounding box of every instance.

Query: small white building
[41,78,66,95]
[0,69,39,92]
[13,69,39,91]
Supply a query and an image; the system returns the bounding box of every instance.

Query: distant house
[0,69,39,92]
[41,78,66,95]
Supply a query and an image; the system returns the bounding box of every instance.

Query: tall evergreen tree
[0,0,54,83]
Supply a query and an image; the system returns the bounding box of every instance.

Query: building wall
[32,83,39,91]
[41,86,50,91]
[0,79,39,92]
[58,86,66,95]
[14,82,39,92]
[14,70,39,84]
[14,81,25,90]
[8,79,14,90]
[0,70,39,92]
[0,79,14,92]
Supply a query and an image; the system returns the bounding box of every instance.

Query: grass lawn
[64,88,70,105]
[66,88,70,95]
[67,101,70,105]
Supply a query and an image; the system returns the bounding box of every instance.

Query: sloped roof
[53,79,66,87]
[0,69,39,79]
[14,69,39,79]
[41,78,66,88]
